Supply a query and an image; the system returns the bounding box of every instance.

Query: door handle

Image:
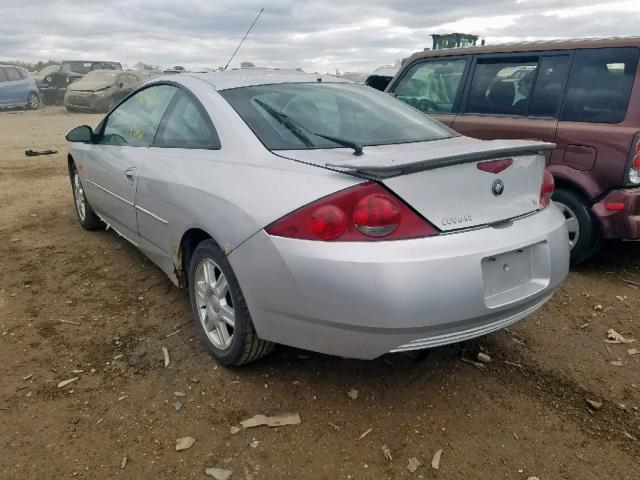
[124,167,137,184]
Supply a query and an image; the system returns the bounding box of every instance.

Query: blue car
[0,64,40,109]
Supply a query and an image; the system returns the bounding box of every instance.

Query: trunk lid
[275,136,554,232]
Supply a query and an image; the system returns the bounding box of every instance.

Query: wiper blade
[254,98,364,156]
[254,99,313,147]
[305,131,363,156]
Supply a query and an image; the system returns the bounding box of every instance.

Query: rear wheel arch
[553,178,592,205]
[176,228,217,288]
[552,184,602,265]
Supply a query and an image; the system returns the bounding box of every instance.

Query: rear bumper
[229,206,569,359]
[592,188,640,239]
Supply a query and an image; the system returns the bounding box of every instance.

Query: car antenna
[224,8,264,70]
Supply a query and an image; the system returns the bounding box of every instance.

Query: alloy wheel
[73,172,86,222]
[28,94,39,109]
[195,258,235,350]
[555,201,579,250]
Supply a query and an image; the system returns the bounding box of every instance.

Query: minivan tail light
[625,133,640,186]
[266,181,439,241]
[540,168,555,209]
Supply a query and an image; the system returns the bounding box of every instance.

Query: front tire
[189,240,273,366]
[70,164,104,230]
[27,92,40,110]
[553,188,600,265]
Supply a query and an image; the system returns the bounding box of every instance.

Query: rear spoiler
[326,141,555,178]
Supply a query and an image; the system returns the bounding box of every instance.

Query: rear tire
[70,163,104,230]
[552,188,600,265]
[188,240,273,366]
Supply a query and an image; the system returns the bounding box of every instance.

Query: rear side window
[154,91,219,148]
[529,55,570,117]
[0,68,7,83]
[562,47,639,124]
[393,59,467,113]
[101,85,177,146]
[5,67,22,82]
[466,58,538,116]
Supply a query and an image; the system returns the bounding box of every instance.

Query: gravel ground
[1,106,639,479]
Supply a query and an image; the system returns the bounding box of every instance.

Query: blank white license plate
[482,247,533,302]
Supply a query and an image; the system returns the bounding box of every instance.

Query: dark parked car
[0,64,39,109]
[364,65,398,91]
[38,60,122,104]
[387,37,640,264]
[31,64,60,84]
[64,70,144,112]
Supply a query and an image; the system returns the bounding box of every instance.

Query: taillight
[540,168,555,209]
[266,181,439,241]
[477,158,513,174]
[353,194,400,237]
[308,205,346,240]
[626,133,640,186]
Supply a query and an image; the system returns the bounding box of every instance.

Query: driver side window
[101,85,177,146]
[394,59,467,114]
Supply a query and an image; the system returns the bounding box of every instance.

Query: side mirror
[66,125,94,143]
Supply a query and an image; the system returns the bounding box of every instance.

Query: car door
[3,67,24,105]
[135,88,221,271]
[0,68,9,106]
[81,84,178,244]
[452,53,571,154]
[389,56,470,127]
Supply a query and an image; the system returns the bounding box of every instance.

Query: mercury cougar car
[65,68,569,365]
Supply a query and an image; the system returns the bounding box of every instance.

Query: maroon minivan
[386,37,640,264]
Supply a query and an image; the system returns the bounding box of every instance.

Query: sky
[1,0,639,73]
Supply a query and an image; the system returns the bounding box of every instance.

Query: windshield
[77,70,118,84]
[39,65,59,75]
[61,62,93,74]
[221,83,455,150]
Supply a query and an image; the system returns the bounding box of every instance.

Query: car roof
[0,64,26,69]
[368,66,399,78]
[181,68,352,91]
[407,36,640,62]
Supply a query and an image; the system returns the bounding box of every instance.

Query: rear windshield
[221,83,455,150]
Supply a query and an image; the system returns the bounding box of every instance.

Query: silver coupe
[66,68,569,365]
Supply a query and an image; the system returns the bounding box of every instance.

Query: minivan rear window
[562,47,639,124]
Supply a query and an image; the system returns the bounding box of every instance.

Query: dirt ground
[0,106,638,480]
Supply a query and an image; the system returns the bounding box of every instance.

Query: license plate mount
[482,244,549,308]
